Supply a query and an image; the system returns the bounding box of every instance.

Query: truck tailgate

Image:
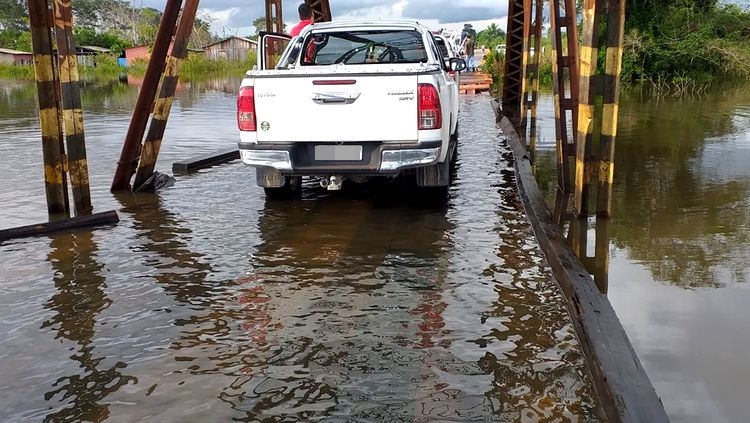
[253,74,418,143]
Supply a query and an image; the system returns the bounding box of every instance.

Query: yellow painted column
[27,0,68,216]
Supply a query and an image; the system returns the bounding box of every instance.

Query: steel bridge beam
[265,0,284,34]
[111,0,183,192]
[550,0,580,194]
[502,0,526,124]
[132,0,200,192]
[574,0,627,218]
[520,0,543,136]
[306,0,332,22]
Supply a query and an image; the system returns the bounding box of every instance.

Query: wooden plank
[172,148,240,175]
[0,211,119,242]
[497,115,669,422]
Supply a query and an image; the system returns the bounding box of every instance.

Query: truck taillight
[418,83,441,130]
[237,86,256,131]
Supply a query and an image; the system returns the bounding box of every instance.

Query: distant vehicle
[434,34,462,85]
[434,34,459,58]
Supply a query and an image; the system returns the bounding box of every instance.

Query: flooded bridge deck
[3,75,750,421]
[1,94,603,421]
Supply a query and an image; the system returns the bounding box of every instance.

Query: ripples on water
[0,82,598,421]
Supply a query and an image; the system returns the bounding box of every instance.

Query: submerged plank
[172,148,239,175]
[0,210,119,242]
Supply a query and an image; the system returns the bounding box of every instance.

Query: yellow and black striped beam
[27,0,68,215]
[306,0,332,22]
[549,0,580,194]
[132,0,200,191]
[112,0,183,192]
[53,0,92,215]
[574,0,625,218]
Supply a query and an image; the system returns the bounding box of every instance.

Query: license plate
[314,145,362,161]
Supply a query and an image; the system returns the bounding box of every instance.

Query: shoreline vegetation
[1,2,748,96]
[478,2,750,96]
[0,52,258,82]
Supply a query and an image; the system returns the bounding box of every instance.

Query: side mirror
[448,57,467,72]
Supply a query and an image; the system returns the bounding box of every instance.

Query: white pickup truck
[237,20,466,198]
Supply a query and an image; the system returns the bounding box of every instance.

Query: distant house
[124,44,151,66]
[76,45,111,67]
[203,36,257,62]
[0,48,33,65]
[123,43,203,66]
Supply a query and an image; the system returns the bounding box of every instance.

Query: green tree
[190,15,215,49]
[476,23,506,50]
[252,16,266,35]
[0,0,27,32]
[462,23,477,39]
[0,0,27,50]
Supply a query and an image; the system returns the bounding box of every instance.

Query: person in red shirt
[290,3,314,37]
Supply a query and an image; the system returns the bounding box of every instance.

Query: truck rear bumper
[239,141,441,174]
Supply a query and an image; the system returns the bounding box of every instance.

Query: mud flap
[416,157,450,187]
[256,167,286,188]
[416,139,455,187]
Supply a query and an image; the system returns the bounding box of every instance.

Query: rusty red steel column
[549,0,581,194]
[265,0,284,34]
[111,0,183,192]
[52,0,93,215]
[27,0,69,215]
[132,0,200,191]
[305,0,332,22]
[501,0,526,126]
[520,0,543,136]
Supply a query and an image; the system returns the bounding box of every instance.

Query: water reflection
[552,190,610,294]
[480,150,599,421]
[116,192,214,303]
[219,189,458,420]
[41,231,136,422]
[612,87,750,289]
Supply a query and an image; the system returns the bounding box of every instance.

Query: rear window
[301,29,428,65]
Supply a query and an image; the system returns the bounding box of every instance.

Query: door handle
[312,92,361,105]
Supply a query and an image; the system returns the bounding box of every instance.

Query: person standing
[290,3,314,36]
[464,35,476,72]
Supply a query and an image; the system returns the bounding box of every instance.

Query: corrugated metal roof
[0,47,32,55]
[79,45,111,53]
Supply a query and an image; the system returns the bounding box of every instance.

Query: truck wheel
[263,176,301,200]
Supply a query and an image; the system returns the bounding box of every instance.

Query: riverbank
[0,53,257,82]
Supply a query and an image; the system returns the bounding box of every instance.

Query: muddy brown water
[1,77,748,422]
[1,79,598,422]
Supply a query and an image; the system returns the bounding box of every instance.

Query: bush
[622,3,750,85]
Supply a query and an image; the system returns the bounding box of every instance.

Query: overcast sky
[137,0,508,37]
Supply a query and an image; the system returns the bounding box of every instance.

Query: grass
[0,52,258,83]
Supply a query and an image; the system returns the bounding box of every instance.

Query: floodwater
[0,78,599,422]
[530,85,750,423]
